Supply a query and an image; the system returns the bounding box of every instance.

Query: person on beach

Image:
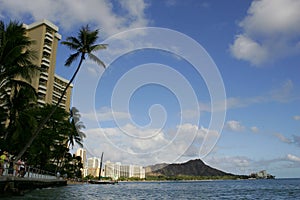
[8,157,14,176]
[57,171,60,179]
[14,160,20,177]
[0,151,9,176]
[19,159,26,177]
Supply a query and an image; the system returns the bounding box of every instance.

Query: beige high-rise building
[87,157,101,177]
[23,19,72,111]
[75,148,87,168]
[76,148,87,177]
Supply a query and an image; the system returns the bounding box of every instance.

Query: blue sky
[1,0,300,178]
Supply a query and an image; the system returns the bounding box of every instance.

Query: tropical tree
[4,86,37,154]
[61,153,83,179]
[0,20,39,151]
[0,20,38,86]
[16,24,107,161]
[55,107,86,173]
[67,107,86,149]
[25,105,69,169]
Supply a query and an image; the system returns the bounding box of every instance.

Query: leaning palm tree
[16,25,107,161]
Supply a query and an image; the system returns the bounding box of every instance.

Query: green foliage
[83,174,95,180]
[0,20,39,152]
[118,176,145,181]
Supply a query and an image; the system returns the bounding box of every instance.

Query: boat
[88,152,118,185]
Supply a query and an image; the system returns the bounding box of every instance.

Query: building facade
[23,19,72,111]
[87,157,100,177]
[104,161,145,179]
[75,148,87,177]
[75,148,87,167]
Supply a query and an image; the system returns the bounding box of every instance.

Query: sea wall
[0,176,67,196]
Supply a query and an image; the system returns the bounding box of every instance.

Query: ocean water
[5,178,300,200]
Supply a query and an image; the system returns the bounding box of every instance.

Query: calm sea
[4,178,300,200]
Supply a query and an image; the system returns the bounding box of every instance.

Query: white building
[75,148,87,167]
[75,148,87,177]
[104,161,121,179]
[104,161,145,179]
[87,157,100,177]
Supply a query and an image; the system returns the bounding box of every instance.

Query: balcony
[43,48,52,55]
[43,43,52,51]
[53,92,66,101]
[40,72,48,81]
[43,44,52,55]
[42,57,50,64]
[38,88,47,95]
[37,99,46,105]
[45,35,53,42]
[41,64,49,72]
[38,84,47,90]
[45,32,53,39]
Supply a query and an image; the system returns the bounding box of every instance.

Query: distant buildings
[87,157,101,178]
[76,148,145,180]
[250,170,275,179]
[105,161,146,179]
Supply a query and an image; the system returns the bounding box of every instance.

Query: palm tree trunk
[15,54,85,162]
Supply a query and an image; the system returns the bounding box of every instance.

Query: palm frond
[65,52,80,66]
[91,44,108,51]
[61,37,81,50]
[88,53,106,68]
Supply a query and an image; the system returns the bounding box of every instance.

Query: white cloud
[230,0,300,66]
[165,0,178,7]
[274,133,300,147]
[229,35,268,65]
[274,133,292,144]
[292,135,300,147]
[82,107,130,122]
[205,154,300,176]
[293,116,300,121]
[225,120,245,132]
[250,126,259,133]
[0,0,150,36]
[287,154,300,162]
[269,80,294,103]
[199,80,296,113]
[81,123,218,165]
[240,0,300,37]
[205,156,252,174]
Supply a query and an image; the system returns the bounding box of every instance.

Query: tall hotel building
[75,148,87,168]
[87,157,101,177]
[76,148,88,177]
[23,19,72,111]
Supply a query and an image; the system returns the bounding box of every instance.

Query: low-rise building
[250,170,275,179]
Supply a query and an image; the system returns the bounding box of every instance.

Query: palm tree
[16,25,107,161]
[67,107,86,149]
[0,20,38,85]
[26,104,69,170]
[4,85,37,154]
[0,20,39,151]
